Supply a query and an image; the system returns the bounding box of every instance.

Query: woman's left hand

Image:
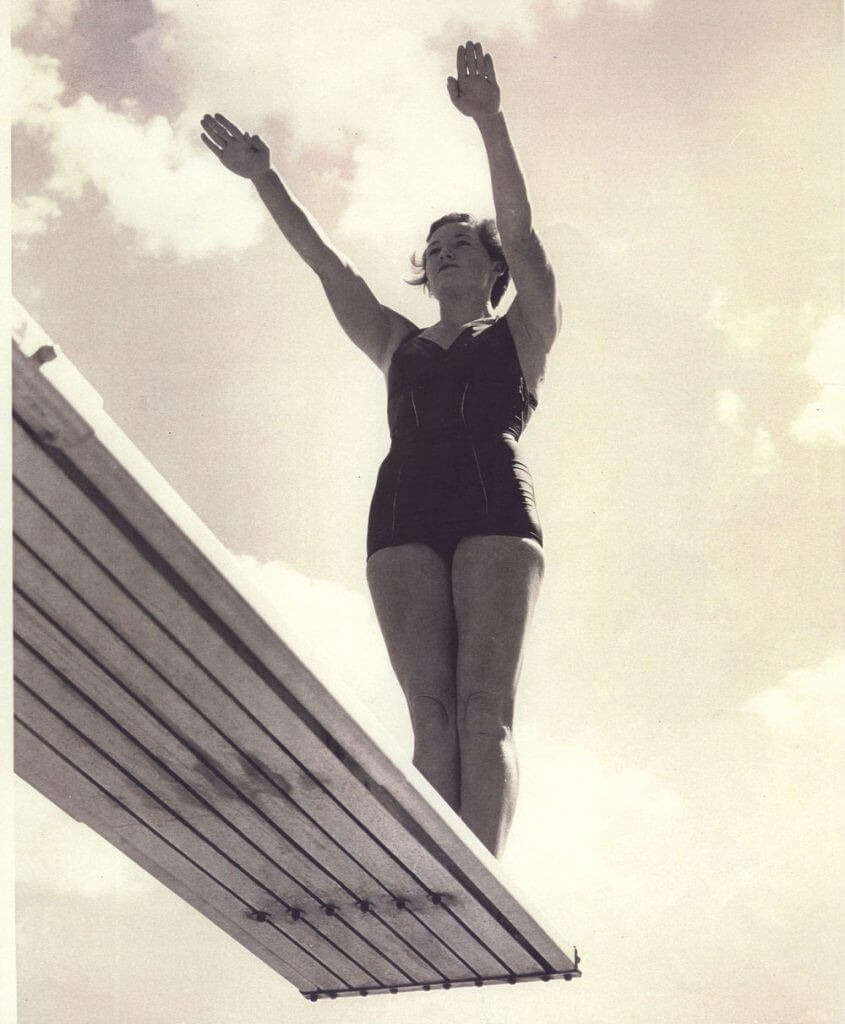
[447,41,501,123]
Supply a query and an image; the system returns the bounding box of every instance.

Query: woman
[201,41,561,857]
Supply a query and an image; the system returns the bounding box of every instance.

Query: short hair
[407,213,510,308]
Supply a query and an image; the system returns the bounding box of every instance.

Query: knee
[409,695,453,739]
[459,691,511,744]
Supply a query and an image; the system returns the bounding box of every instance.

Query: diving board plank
[11,456,506,980]
[12,307,580,999]
[13,671,387,991]
[14,723,323,993]
[11,578,450,986]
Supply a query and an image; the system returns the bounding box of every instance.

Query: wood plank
[12,590,443,986]
[13,672,387,990]
[12,705,348,992]
[12,333,578,981]
[15,725,322,994]
[11,494,481,980]
[12,434,534,977]
[13,640,427,990]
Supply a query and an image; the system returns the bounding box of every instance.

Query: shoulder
[503,298,559,397]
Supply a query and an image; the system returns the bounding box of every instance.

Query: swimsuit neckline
[416,316,500,353]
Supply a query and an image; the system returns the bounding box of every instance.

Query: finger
[249,134,268,154]
[484,51,497,83]
[214,113,243,138]
[200,133,224,157]
[473,41,485,75]
[201,115,230,146]
[446,76,459,102]
[457,44,468,79]
[467,40,479,75]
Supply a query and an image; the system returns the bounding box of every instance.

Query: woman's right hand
[200,113,270,179]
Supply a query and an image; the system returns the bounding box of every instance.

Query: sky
[7,0,844,1022]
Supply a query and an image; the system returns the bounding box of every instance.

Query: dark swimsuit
[366,315,543,564]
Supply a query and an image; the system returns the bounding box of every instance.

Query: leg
[366,544,460,810]
[451,535,544,857]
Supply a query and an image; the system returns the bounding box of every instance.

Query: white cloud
[10,46,64,124]
[12,194,62,243]
[12,47,265,259]
[144,0,651,249]
[745,686,802,731]
[745,653,845,736]
[714,389,745,433]
[507,738,681,898]
[707,288,781,350]
[791,314,845,448]
[230,554,412,748]
[13,0,656,259]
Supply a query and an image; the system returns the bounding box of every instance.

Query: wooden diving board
[10,302,581,1001]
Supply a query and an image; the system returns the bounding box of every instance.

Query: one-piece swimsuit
[366,315,542,563]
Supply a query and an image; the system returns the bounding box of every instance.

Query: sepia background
[9,1,843,1022]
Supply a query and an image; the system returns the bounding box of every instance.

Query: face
[423,222,499,299]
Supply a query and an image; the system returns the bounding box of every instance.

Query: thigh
[451,536,545,712]
[366,544,457,699]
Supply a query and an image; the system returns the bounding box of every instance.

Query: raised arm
[447,44,561,386]
[200,113,414,371]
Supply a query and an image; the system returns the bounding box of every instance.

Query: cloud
[10,46,65,123]
[714,389,746,433]
[144,0,655,249]
[791,314,845,448]
[12,46,266,259]
[12,194,62,244]
[143,3,514,248]
[745,653,845,736]
[230,554,412,748]
[707,288,781,351]
[13,0,657,260]
[507,737,681,899]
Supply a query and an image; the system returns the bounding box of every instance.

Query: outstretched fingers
[214,112,243,138]
[456,41,495,81]
[201,114,231,146]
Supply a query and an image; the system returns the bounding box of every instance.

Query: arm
[200,113,414,371]
[448,45,561,376]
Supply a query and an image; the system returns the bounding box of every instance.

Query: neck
[436,295,495,327]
